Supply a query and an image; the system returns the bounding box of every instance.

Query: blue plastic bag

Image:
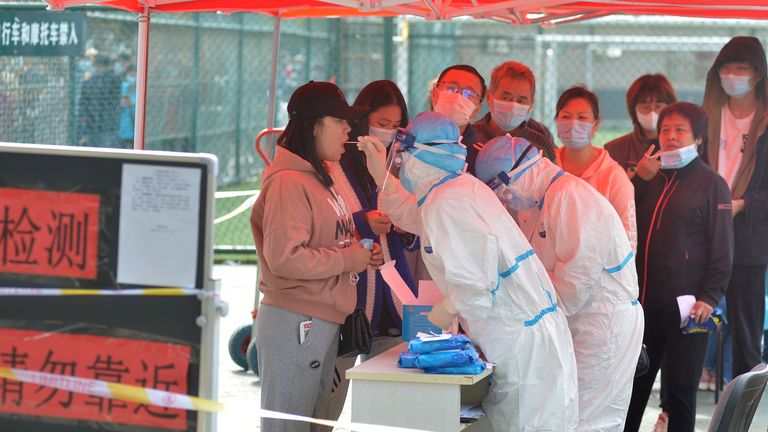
[424,361,487,375]
[415,346,479,369]
[408,334,471,354]
[682,315,721,334]
[398,351,419,368]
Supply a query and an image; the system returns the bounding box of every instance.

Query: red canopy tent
[40,0,768,150]
[44,1,768,20]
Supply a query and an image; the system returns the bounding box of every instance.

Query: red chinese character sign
[0,145,217,432]
[0,328,190,430]
[0,188,100,280]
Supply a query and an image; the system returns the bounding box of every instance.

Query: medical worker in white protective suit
[357,112,578,432]
[476,135,645,432]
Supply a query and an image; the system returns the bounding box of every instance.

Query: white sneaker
[653,411,669,432]
[708,377,717,392]
[699,369,713,391]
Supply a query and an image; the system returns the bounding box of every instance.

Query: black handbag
[337,308,374,358]
[635,344,650,377]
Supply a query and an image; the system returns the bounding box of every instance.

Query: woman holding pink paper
[325,80,419,421]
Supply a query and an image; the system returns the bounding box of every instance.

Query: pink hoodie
[556,147,637,251]
[250,146,358,324]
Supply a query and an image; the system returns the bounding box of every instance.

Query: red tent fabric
[45,0,768,150]
[45,0,768,22]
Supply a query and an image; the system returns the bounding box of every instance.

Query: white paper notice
[676,295,696,327]
[117,164,201,287]
[379,260,417,304]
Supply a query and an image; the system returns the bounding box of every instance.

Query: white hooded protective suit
[377,112,579,432]
[477,136,645,431]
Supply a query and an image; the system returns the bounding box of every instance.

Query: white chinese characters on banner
[1,17,78,48]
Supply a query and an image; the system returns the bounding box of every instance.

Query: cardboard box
[401,304,443,341]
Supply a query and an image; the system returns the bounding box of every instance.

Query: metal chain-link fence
[1,5,337,187]
[406,17,768,138]
[2,4,768,250]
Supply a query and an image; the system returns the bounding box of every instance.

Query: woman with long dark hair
[326,80,420,419]
[250,81,382,432]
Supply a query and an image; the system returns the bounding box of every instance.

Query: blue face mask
[720,74,754,98]
[490,99,531,131]
[660,144,698,169]
[557,120,593,149]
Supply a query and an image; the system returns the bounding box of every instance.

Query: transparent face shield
[484,143,537,210]
[380,129,414,192]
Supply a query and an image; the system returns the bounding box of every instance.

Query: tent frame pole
[267,15,282,130]
[134,7,150,150]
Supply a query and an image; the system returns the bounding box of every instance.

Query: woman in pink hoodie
[250,81,383,432]
[555,85,637,251]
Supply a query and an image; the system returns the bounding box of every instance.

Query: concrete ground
[213,264,768,432]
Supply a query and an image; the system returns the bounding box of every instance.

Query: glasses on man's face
[437,81,481,103]
[719,63,755,75]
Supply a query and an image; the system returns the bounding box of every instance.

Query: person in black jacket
[624,102,734,432]
[79,54,121,148]
[702,36,768,379]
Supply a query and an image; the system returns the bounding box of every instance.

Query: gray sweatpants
[256,304,340,432]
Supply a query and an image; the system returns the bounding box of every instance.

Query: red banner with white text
[0,328,190,430]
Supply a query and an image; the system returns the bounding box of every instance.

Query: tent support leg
[267,16,282,130]
[134,8,150,150]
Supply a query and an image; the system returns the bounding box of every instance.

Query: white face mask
[720,73,755,98]
[636,110,659,133]
[368,125,397,147]
[557,120,593,149]
[490,99,531,131]
[660,143,699,169]
[434,91,476,126]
